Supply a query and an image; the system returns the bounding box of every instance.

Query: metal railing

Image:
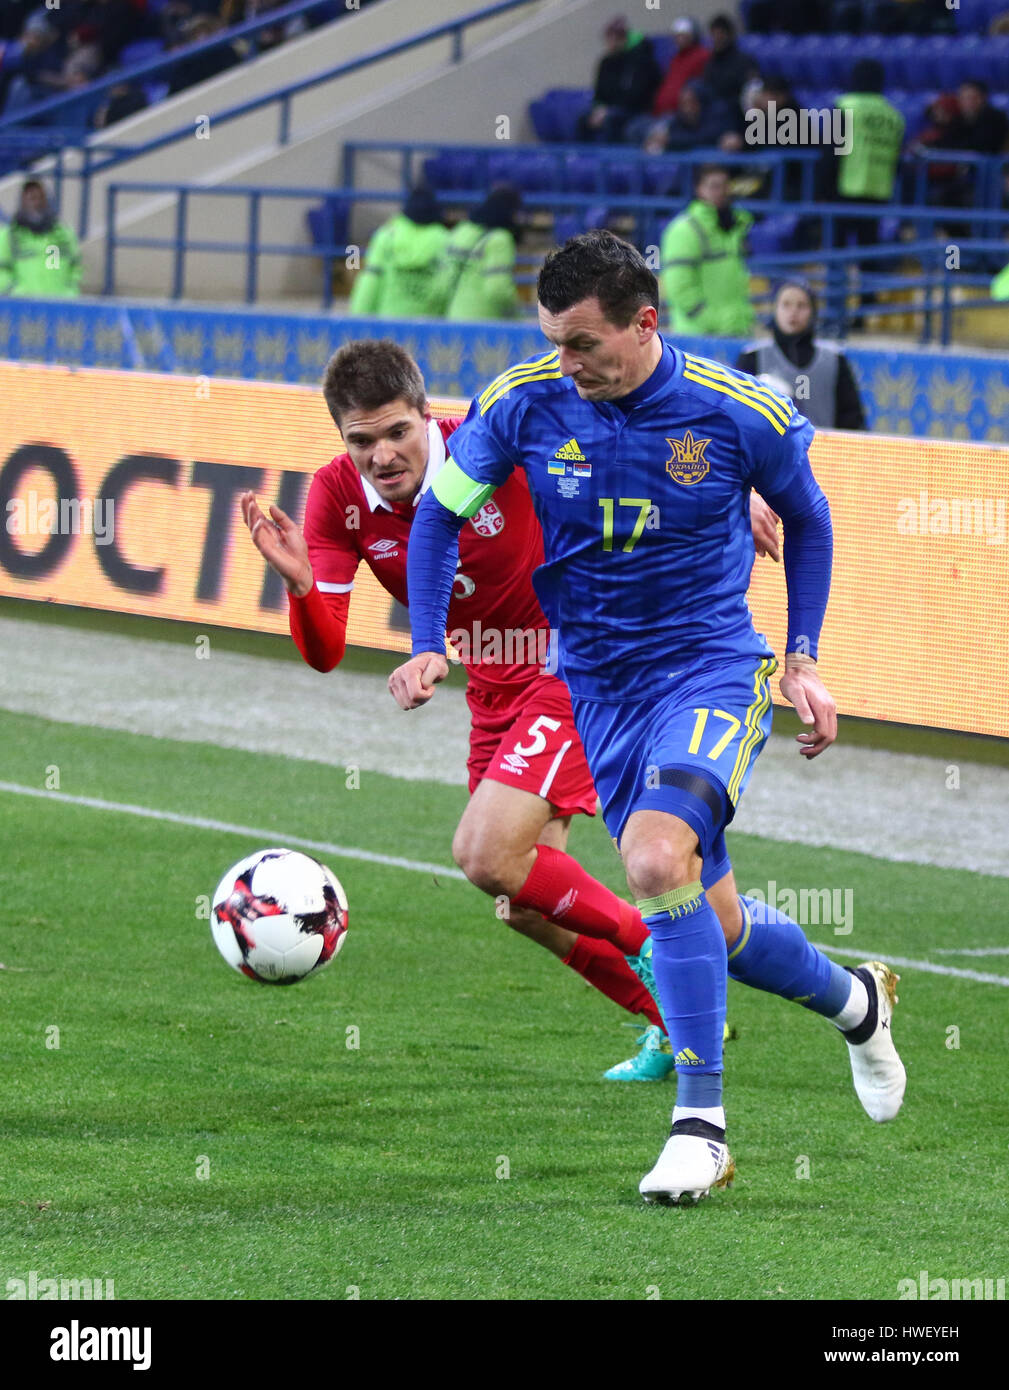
[100,179,1009,342]
[0,0,365,137]
[0,0,547,200]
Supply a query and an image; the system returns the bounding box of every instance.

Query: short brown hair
[322,339,426,428]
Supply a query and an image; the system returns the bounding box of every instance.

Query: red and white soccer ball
[210,848,348,985]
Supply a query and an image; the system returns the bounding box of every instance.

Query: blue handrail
[0,0,359,135]
[0,0,544,145]
[100,178,1009,342]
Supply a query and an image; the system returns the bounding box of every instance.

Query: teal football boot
[603,1024,676,1081]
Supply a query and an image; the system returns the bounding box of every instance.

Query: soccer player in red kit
[241,340,776,1074]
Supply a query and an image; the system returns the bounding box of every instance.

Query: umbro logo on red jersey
[368,539,399,557]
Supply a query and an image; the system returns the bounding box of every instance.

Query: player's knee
[623,838,695,903]
[452,825,507,897]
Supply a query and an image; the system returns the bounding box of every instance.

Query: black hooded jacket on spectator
[592,32,662,114]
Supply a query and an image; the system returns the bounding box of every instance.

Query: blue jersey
[438,339,820,703]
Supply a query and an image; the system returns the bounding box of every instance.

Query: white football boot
[842,961,906,1122]
[639,1118,735,1205]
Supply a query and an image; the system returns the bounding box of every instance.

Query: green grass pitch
[1,707,1007,1300]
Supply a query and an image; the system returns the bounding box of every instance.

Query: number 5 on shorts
[513,715,562,757]
[687,707,742,760]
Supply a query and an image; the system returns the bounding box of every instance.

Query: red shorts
[466,672,598,818]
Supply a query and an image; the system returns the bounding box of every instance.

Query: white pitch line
[931,947,1009,956]
[0,781,467,882]
[812,942,1009,988]
[2,781,1005,986]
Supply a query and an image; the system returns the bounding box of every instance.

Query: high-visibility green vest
[349,214,449,318]
[660,199,754,336]
[836,93,905,201]
[438,221,518,322]
[0,220,81,297]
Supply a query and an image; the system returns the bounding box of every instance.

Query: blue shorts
[571,654,777,870]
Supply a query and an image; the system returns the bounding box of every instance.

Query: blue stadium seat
[748,213,799,256]
[422,151,481,191]
[530,89,592,143]
[561,152,604,193]
[117,39,167,69]
[642,159,683,197]
[306,196,349,250]
[790,35,839,91]
[487,149,556,191]
[830,34,859,91]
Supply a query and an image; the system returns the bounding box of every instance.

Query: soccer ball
[210,848,348,985]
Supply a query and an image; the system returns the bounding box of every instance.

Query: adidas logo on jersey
[554,437,586,461]
[673,1047,705,1066]
[368,538,399,557]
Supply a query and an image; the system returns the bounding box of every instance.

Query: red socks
[562,937,664,1031]
[512,845,648,956]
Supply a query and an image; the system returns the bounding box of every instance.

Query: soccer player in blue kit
[390,231,906,1205]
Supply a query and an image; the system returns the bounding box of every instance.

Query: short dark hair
[537,229,658,328]
[694,162,729,188]
[322,339,426,428]
[961,78,989,97]
[20,179,45,196]
[710,13,735,35]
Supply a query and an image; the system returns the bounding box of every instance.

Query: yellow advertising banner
[1,363,1006,737]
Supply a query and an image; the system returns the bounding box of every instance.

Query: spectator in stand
[737,279,866,430]
[650,17,709,122]
[0,16,63,113]
[166,14,242,94]
[0,180,82,297]
[348,186,448,319]
[634,82,737,156]
[576,15,662,144]
[436,185,523,321]
[833,59,905,248]
[35,22,104,94]
[93,80,149,128]
[89,0,151,67]
[697,14,756,116]
[659,163,754,335]
[906,92,961,203]
[947,80,1009,157]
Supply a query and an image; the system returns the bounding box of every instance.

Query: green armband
[431,456,497,518]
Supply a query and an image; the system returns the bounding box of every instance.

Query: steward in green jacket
[437,185,522,322]
[836,61,905,202]
[349,186,448,318]
[0,180,81,298]
[660,165,753,336]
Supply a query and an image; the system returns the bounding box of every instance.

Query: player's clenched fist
[240,490,313,598]
[388,652,449,709]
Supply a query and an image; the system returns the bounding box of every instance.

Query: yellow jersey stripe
[480,368,563,415]
[477,351,560,411]
[683,357,793,428]
[727,657,776,803]
[683,352,793,413]
[682,371,790,435]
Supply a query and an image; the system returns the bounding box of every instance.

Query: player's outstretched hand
[750,492,780,562]
[779,656,837,759]
[388,652,449,710]
[240,490,313,598]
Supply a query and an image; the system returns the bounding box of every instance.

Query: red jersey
[290,417,550,693]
